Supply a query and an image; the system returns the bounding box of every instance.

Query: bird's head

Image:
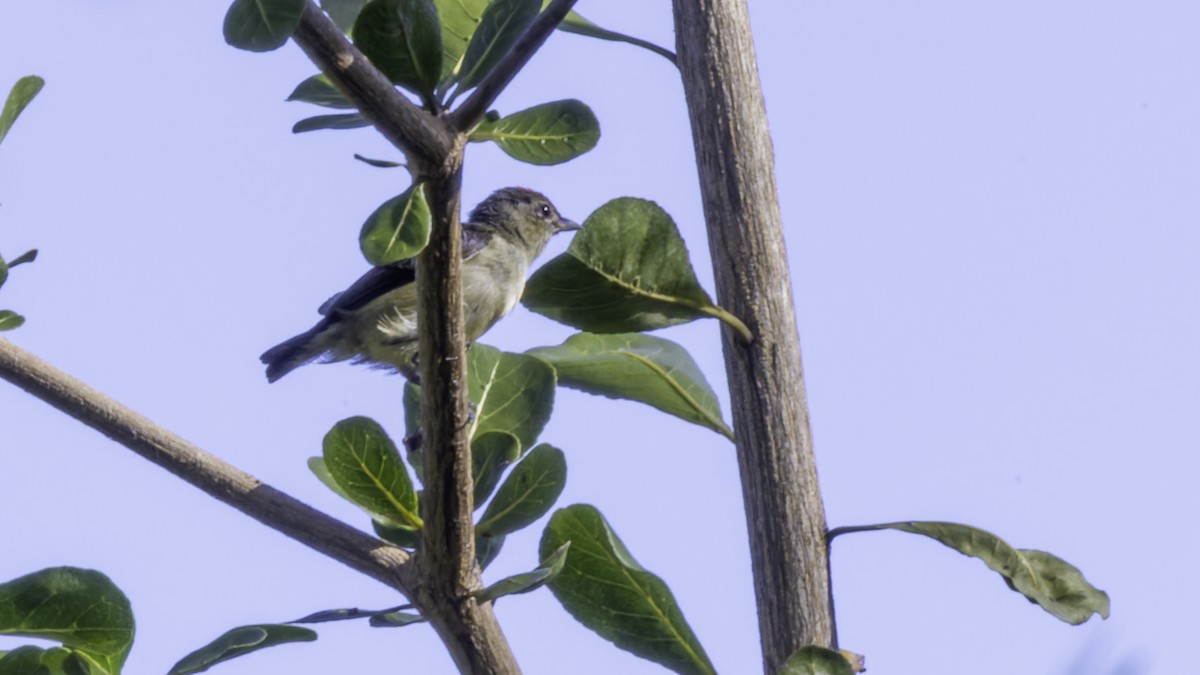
[469,187,580,263]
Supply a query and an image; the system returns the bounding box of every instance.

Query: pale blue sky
[2,2,1195,673]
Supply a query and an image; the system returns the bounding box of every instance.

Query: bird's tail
[260,320,331,383]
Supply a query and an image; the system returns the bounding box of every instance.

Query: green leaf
[0,646,99,675]
[368,611,426,627]
[292,113,370,133]
[467,344,556,453]
[477,444,566,537]
[551,7,677,65]
[353,153,405,168]
[828,521,1111,625]
[477,541,569,603]
[0,567,134,674]
[322,417,423,529]
[476,534,506,569]
[291,604,410,624]
[287,74,354,109]
[469,99,599,165]
[541,505,715,675]
[451,0,539,97]
[359,183,432,265]
[471,431,522,508]
[779,646,858,675]
[223,0,306,52]
[353,0,443,98]
[0,311,26,331]
[0,254,7,290]
[433,0,490,81]
[529,332,733,440]
[402,381,424,474]
[0,76,44,148]
[321,0,369,31]
[168,624,316,675]
[372,519,423,548]
[523,197,751,340]
[8,249,37,268]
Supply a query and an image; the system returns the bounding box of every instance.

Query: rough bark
[672,0,836,670]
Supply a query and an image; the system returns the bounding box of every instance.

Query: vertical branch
[672,0,836,671]
[416,161,521,674]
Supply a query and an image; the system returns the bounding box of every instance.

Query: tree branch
[672,0,836,670]
[0,337,416,593]
[450,0,580,133]
[292,0,455,167]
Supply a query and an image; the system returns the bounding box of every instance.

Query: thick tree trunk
[672,1,836,671]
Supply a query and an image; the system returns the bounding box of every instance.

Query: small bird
[261,187,579,382]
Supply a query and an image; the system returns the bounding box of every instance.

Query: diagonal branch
[0,337,417,594]
[292,0,455,167]
[450,0,580,133]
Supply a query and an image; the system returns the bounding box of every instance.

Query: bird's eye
[539,204,553,218]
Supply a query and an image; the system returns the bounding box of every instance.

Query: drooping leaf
[523,197,751,340]
[321,0,369,31]
[353,153,405,168]
[359,183,431,265]
[529,332,733,440]
[292,112,370,133]
[552,7,677,65]
[779,646,859,675]
[0,76,44,148]
[322,416,423,529]
[168,624,316,675]
[353,0,443,98]
[433,0,491,81]
[292,603,412,624]
[471,431,522,508]
[828,521,1110,625]
[476,444,566,537]
[467,344,556,453]
[541,505,715,675]
[287,74,353,109]
[0,567,134,674]
[368,611,426,628]
[0,311,27,331]
[469,99,599,165]
[8,249,37,267]
[223,0,306,52]
[478,541,569,603]
[450,0,539,97]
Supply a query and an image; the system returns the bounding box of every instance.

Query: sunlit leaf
[467,344,556,453]
[0,311,26,332]
[476,444,566,537]
[451,0,539,97]
[0,567,134,675]
[287,74,353,109]
[168,624,316,675]
[829,521,1110,625]
[469,99,599,165]
[523,197,751,340]
[292,112,370,133]
[223,0,306,52]
[529,332,732,439]
[0,76,44,148]
[353,0,443,98]
[541,505,715,675]
[478,541,569,603]
[359,182,431,265]
[433,0,490,80]
[323,417,422,530]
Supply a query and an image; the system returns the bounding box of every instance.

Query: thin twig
[0,337,416,593]
[450,0,580,133]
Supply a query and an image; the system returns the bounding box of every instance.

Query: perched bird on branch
[261,187,578,382]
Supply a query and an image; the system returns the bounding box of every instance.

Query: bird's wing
[318,226,494,317]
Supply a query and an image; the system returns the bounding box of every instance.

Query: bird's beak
[556,218,582,233]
